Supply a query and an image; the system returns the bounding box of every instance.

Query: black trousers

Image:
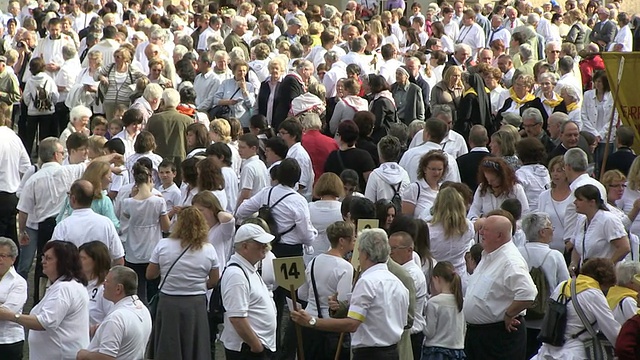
[25,114,57,157]
[55,102,70,136]
[464,317,527,360]
[34,216,56,304]
[17,100,28,151]
[225,343,273,360]
[0,192,19,263]
[352,344,398,360]
[0,340,23,360]
[125,261,159,304]
[526,327,541,359]
[411,332,425,360]
[271,243,303,356]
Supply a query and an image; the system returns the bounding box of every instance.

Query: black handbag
[208,87,241,119]
[148,245,191,320]
[537,281,569,346]
[571,278,616,360]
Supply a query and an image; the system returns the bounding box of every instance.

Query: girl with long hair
[79,241,113,326]
[192,190,235,270]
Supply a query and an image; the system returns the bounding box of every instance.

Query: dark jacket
[605,147,636,176]
[257,79,281,121]
[390,82,424,125]
[369,95,398,142]
[590,20,617,50]
[272,74,304,130]
[411,75,431,109]
[457,149,491,192]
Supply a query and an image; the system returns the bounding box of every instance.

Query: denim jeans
[17,227,37,280]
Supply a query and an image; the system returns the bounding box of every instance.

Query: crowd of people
[1,0,640,359]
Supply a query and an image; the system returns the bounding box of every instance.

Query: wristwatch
[308,317,317,327]
[14,313,21,322]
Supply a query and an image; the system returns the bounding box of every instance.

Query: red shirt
[615,314,640,360]
[579,55,605,91]
[301,130,339,183]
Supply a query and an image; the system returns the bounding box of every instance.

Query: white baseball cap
[234,224,274,244]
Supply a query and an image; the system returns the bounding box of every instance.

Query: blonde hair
[170,206,209,250]
[88,135,107,158]
[81,161,111,199]
[628,157,640,191]
[430,187,469,238]
[491,127,519,157]
[209,119,231,143]
[601,170,626,188]
[443,65,463,88]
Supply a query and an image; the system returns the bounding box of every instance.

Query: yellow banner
[602,53,640,153]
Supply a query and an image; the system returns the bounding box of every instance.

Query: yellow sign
[273,256,306,290]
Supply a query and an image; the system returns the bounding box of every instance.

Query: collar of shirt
[362,262,389,276]
[244,154,260,164]
[230,253,258,274]
[569,173,591,191]
[470,146,489,153]
[41,162,62,170]
[0,265,18,282]
[482,240,514,263]
[112,294,145,311]
[199,69,213,79]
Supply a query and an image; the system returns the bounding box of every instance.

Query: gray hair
[143,83,164,102]
[538,71,559,85]
[109,265,138,296]
[300,112,322,130]
[431,104,453,121]
[296,59,314,73]
[527,13,541,25]
[175,33,194,50]
[549,112,569,126]
[162,88,181,108]
[350,37,367,53]
[0,237,18,258]
[150,28,167,42]
[615,261,640,285]
[564,147,588,172]
[70,105,92,122]
[522,107,543,124]
[454,43,472,55]
[39,137,61,163]
[560,85,580,103]
[408,120,425,137]
[173,44,188,60]
[558,56,574,74]
[521,212,551,242]
[324,50,339,63]
[358,228,390,264]
[519,43,533,61]
[62,44,77,61]
[231,16,247,29]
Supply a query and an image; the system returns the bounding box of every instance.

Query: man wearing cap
[0,54,20,119]
[220,8,236,39]
[220,223,277,360]
[277,18,301,46]
[224,16,250,61]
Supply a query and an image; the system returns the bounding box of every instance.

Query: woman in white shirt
[192,190,235,270]
[146,207,220,360]
[538,156,573,253]
[515,137,550,212]
[298,221,355,359]
[402,150,447,219]
[206,143,239,213]
[533,258,620,360]
[209,118,242,176]
[0,241,89,360]
[196,157,228,211]
[602,170,640,261]
[79,241,113,326]
[570,184,630,269]
[0,237,27,358]
[307,173,345,264]
[122,162,170,304]
[428,187,474,281]
[618,157,640,237]
[468,157,529,220]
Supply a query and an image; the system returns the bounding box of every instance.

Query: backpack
[538,281,569,347]
[525,247,552,320]
[209,263,249,324]
[258,187,297,244]
[389,182,402,212]
[34,80,52,111]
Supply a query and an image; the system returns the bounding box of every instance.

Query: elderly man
[540,41,561,72]
[76,266,152,360]
[522,108,555,155]
[456,10,486,58]
[291,228,410,360]
[147,89,192,183]
[193,52,217,113]
[497,54,515,88]
[51,180,124,265]
[277,17,302,45]
[144,43,177,87]
[224,16,250,60]
[445,43,472,72]
[548,120,581,160]
[272,60,313,130]
[513,43,536,80]
[129,83,163,126]
[0,237,27,358]
[487,15,511,49]
[463,215,537,360]
[590,7,617,50]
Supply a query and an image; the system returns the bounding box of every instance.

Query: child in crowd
[91,116,108,137]
[108,119,124,140]
[465,243,483,275]
[105,138,128,200]
[156,160,182,221]
[88,135,108,160]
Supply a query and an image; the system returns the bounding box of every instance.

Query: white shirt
[115,183,162,244]
[443,20,460,42]
[86,295,152,360]
[379,58,404,85]
[306,200,343,264]
[609,24,632,52]
[555,73,584,103]
[537,189,573,252]
[0,126,31,193]
[208,217,235,271]
[467,183,530,220]
[572,209,627,263]
[402,260,427,334]
[364,162,411,204]
[122,196,167,263]
[340,51,371,74]
[221,166,239,213]
[149,238,219,295]
[402,179,438,219]
[463,241,537,324]
[193,69,218,112]
[0,266,27,344]
[515,164,550,212]
[228,142,242,179]
[52,208,125,261]
[286,142,315,198]
[323,61,347,98]
[456,23,486,58]
[440,131,469,158]
[348,263,409,347]
[239,155,270,197]
[487,27,511,48]
[428,220,474,277]
[221,253,277,352]
[306,45,346,69]
[399,141,461,183]
[299,253,353,317]
[113,130,138,159]
[581,90,617,140]
[156,182,181,212]
[236,184,318,246]
[83,39,120,69]
[423,293,465,349]
[611,295,638,326]
[490,86,510,115]
[563,173,608,243]
[29,279,90,360]
[86,278,113,326]
[617,186,640,236]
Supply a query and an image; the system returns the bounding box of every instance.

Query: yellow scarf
[566,102,579,112]
[562,275,602,298]
[543,94,564,108]
[463,87,491,97]
[606,285,638,310]
[510,87,535,105]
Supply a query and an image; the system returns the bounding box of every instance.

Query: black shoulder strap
[270,190,296,209]
[389,182,401,196]
[415,182,421,201]
[223,262,250,289]
[158,245,191,292]
[310,258,323,318]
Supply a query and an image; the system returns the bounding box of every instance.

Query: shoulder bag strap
[230,87,241,99]
[225,262,250,289]
[271,191,296,209]
[158,244,192,292]
[570,277,599,339]
[310,258,323,318]
[540,249,552,268]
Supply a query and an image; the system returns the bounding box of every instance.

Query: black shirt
[324,148,376,191]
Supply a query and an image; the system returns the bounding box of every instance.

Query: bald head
[145,43,160,60]
[480,215,513,252]
[70,179,94,208]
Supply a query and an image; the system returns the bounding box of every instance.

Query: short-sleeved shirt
[347,263,409,348]
[572,209,627,262]
[86,279,113,326]
[122,196,168,263]
[239,155,270,196]
[156,182,181,211]
[402,180,439,219]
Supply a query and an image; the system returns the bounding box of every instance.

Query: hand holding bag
[148,245,192,320]
[209,87,241,119]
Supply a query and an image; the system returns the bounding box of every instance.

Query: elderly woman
[0,241,89,359]
[570,184,630,270]
[391,66,425,125]
[533,258,620,359]
[95,47,145,121]
[525,72,567,129]
[538,156,573,252]
[560,85,581,128]
[515,137,550,212]
[213,60,256,128]
[148,58,172,88]
[255,56,285,126]
[60,105,92,155]
[601,170,640,261]
[0,237,27,359]
[495,74,535,123]
[430,65,463,122]
[519,212,571,358]
[606,261,640,326]
[329,78,369,135]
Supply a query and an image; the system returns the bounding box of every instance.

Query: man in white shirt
[340,37,371,75]
[76,266,152,360]
[306,30,345,69]
[554,56,583,103]
[463,215,537,359]
[389,231,427,360]
[379,44,402,85]
[457,10,486,59]
[487,15,511,50]
[82,26,120,69]
[51,180,125,265]
[278,119,315,198]
[220,223,277,358]
[236,134,269,209]
[26,18,75,80]
[291,228,409,359]
[504,6,525,32]
[409,105,468,158]
[198,15,222,51]
[441,6,460,41]
[193,52,218,113]
[400,118,461,183]
[322,51,347,99]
